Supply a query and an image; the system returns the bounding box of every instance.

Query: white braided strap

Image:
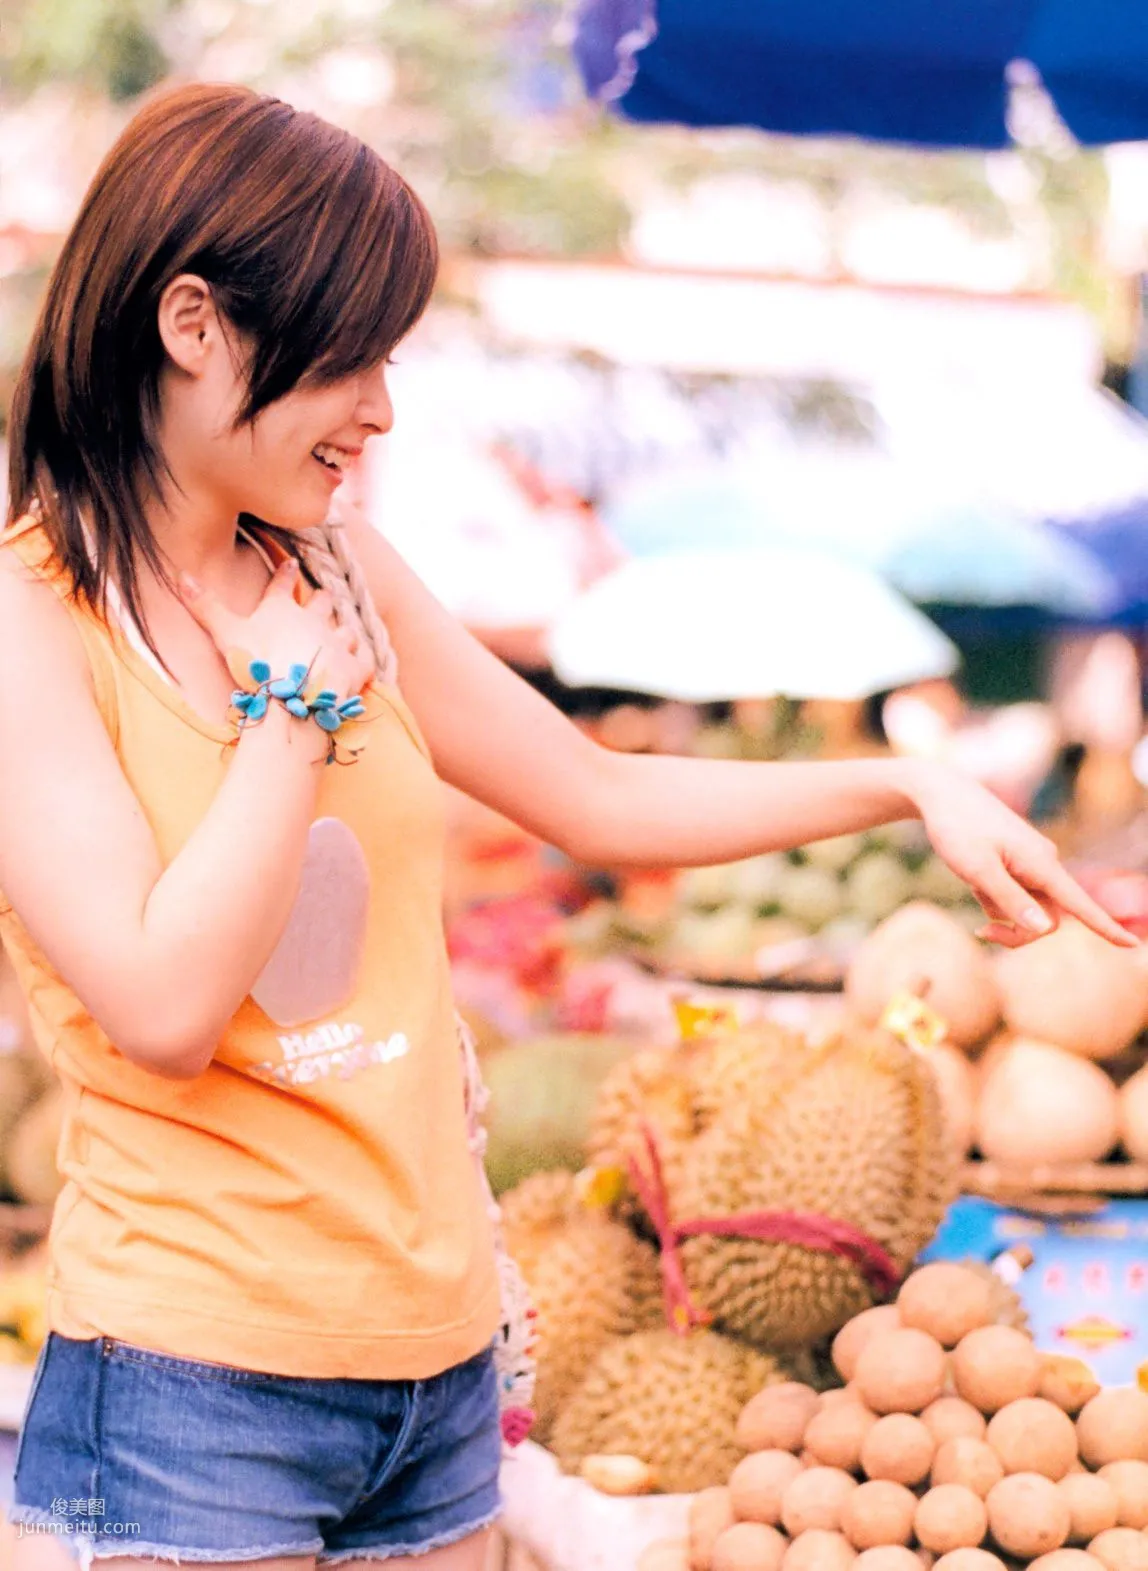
[298,515,399,687]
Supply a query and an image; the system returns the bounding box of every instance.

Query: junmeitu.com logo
[16,1497,141,1537]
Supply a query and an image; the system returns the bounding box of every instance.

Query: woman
[0,82,1131,1570]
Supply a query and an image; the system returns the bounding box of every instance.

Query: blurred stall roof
[384,259,1112,507]
[451,253,1100,384]
[373,270,1148,623]
[383,329,882,502]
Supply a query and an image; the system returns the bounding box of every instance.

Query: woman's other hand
[909,760,1136,949]
[178,556,376,702]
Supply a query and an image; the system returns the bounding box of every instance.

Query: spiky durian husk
[585,1042,706,1226]
[500,1169,580,1288]
[689,1023,806,1135]
[676,1028,957,1349]
[961,1258,1031,1334]
[515,1208,665,1441]
[550,1328,790,1494]
[500,1169,579,1245]
[585,1029,804,1231]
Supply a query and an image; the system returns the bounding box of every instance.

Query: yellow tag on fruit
[1138,1361,1148,1396]
[881,991,947,1051]
[673,999,739,1042]
[576,1165,627,1210]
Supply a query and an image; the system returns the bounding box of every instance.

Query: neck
[142,470,247,589]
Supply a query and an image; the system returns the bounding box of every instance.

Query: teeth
[313,443,347,472]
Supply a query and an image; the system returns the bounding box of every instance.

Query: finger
[979,887,1059,937]
[970,857,1057,938]
[973,885,1057,948]
[975,920,1034,949]
[352,647,376,691]
[261,557,300,599]
[335,621,360,655]
[177,572,235,645]
[307,588,334,623]
[1020,857,1139,948]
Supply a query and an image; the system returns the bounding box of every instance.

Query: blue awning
[573,0,1148,148]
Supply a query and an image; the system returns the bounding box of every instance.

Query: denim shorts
[10,1331,503,1562]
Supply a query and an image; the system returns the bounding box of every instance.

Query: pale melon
[927,1046,977,1157]
[845,903,1001,1049]
[975,1041,1119,1168]
[1118,1065,1148,1163]
[996,919,1148,1062]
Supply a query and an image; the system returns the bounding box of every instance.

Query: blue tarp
[1052,502,1148,625]
[574,0,1148,148]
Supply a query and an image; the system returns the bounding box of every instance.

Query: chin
[248,492,330,534]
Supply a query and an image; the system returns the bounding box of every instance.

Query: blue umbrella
[1051,502,1148,624]
[602,465,1118,614]
[574,0,1148,148]
[881,506,1118,616]
[602,470,776,556]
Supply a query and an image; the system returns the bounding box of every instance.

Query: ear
[156,274,221,377]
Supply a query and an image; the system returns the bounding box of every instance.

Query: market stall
[485,971,1148,1571]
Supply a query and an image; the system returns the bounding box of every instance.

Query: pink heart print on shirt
[251,817,371,1028]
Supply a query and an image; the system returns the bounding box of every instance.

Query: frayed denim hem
[317,1502,503,1563]
[79,1542,323,1566]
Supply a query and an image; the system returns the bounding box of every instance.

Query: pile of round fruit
[640,1263,1148,1571]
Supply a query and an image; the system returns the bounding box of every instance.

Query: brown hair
[7,82,438,649]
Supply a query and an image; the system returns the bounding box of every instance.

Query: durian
[503,1190,663,1440]
[500,1169,579,1271]
[675,1029,956,1349]
[586,1042,707,1224]
[959,1258,1031,1335]
[586,1030,803,1226]
[689,1025,808,1142]
[550,1328,789,1494]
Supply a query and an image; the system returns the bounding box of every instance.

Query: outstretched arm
[348,515,1132,950]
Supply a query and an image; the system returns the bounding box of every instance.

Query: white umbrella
[546,546,959,702]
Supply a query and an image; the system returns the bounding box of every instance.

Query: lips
[312,441,359,472]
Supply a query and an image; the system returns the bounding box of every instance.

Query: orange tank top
[0,514,500,1379]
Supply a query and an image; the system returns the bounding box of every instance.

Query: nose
[356,362,394,436]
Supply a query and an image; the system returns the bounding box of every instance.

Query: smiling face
[154,277,395,533]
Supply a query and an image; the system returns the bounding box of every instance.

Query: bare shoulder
[336,502,446,644]
[0,538,94,688]
[338,502,414,620]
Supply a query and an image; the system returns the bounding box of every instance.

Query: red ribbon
[625,1122,901,1336]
